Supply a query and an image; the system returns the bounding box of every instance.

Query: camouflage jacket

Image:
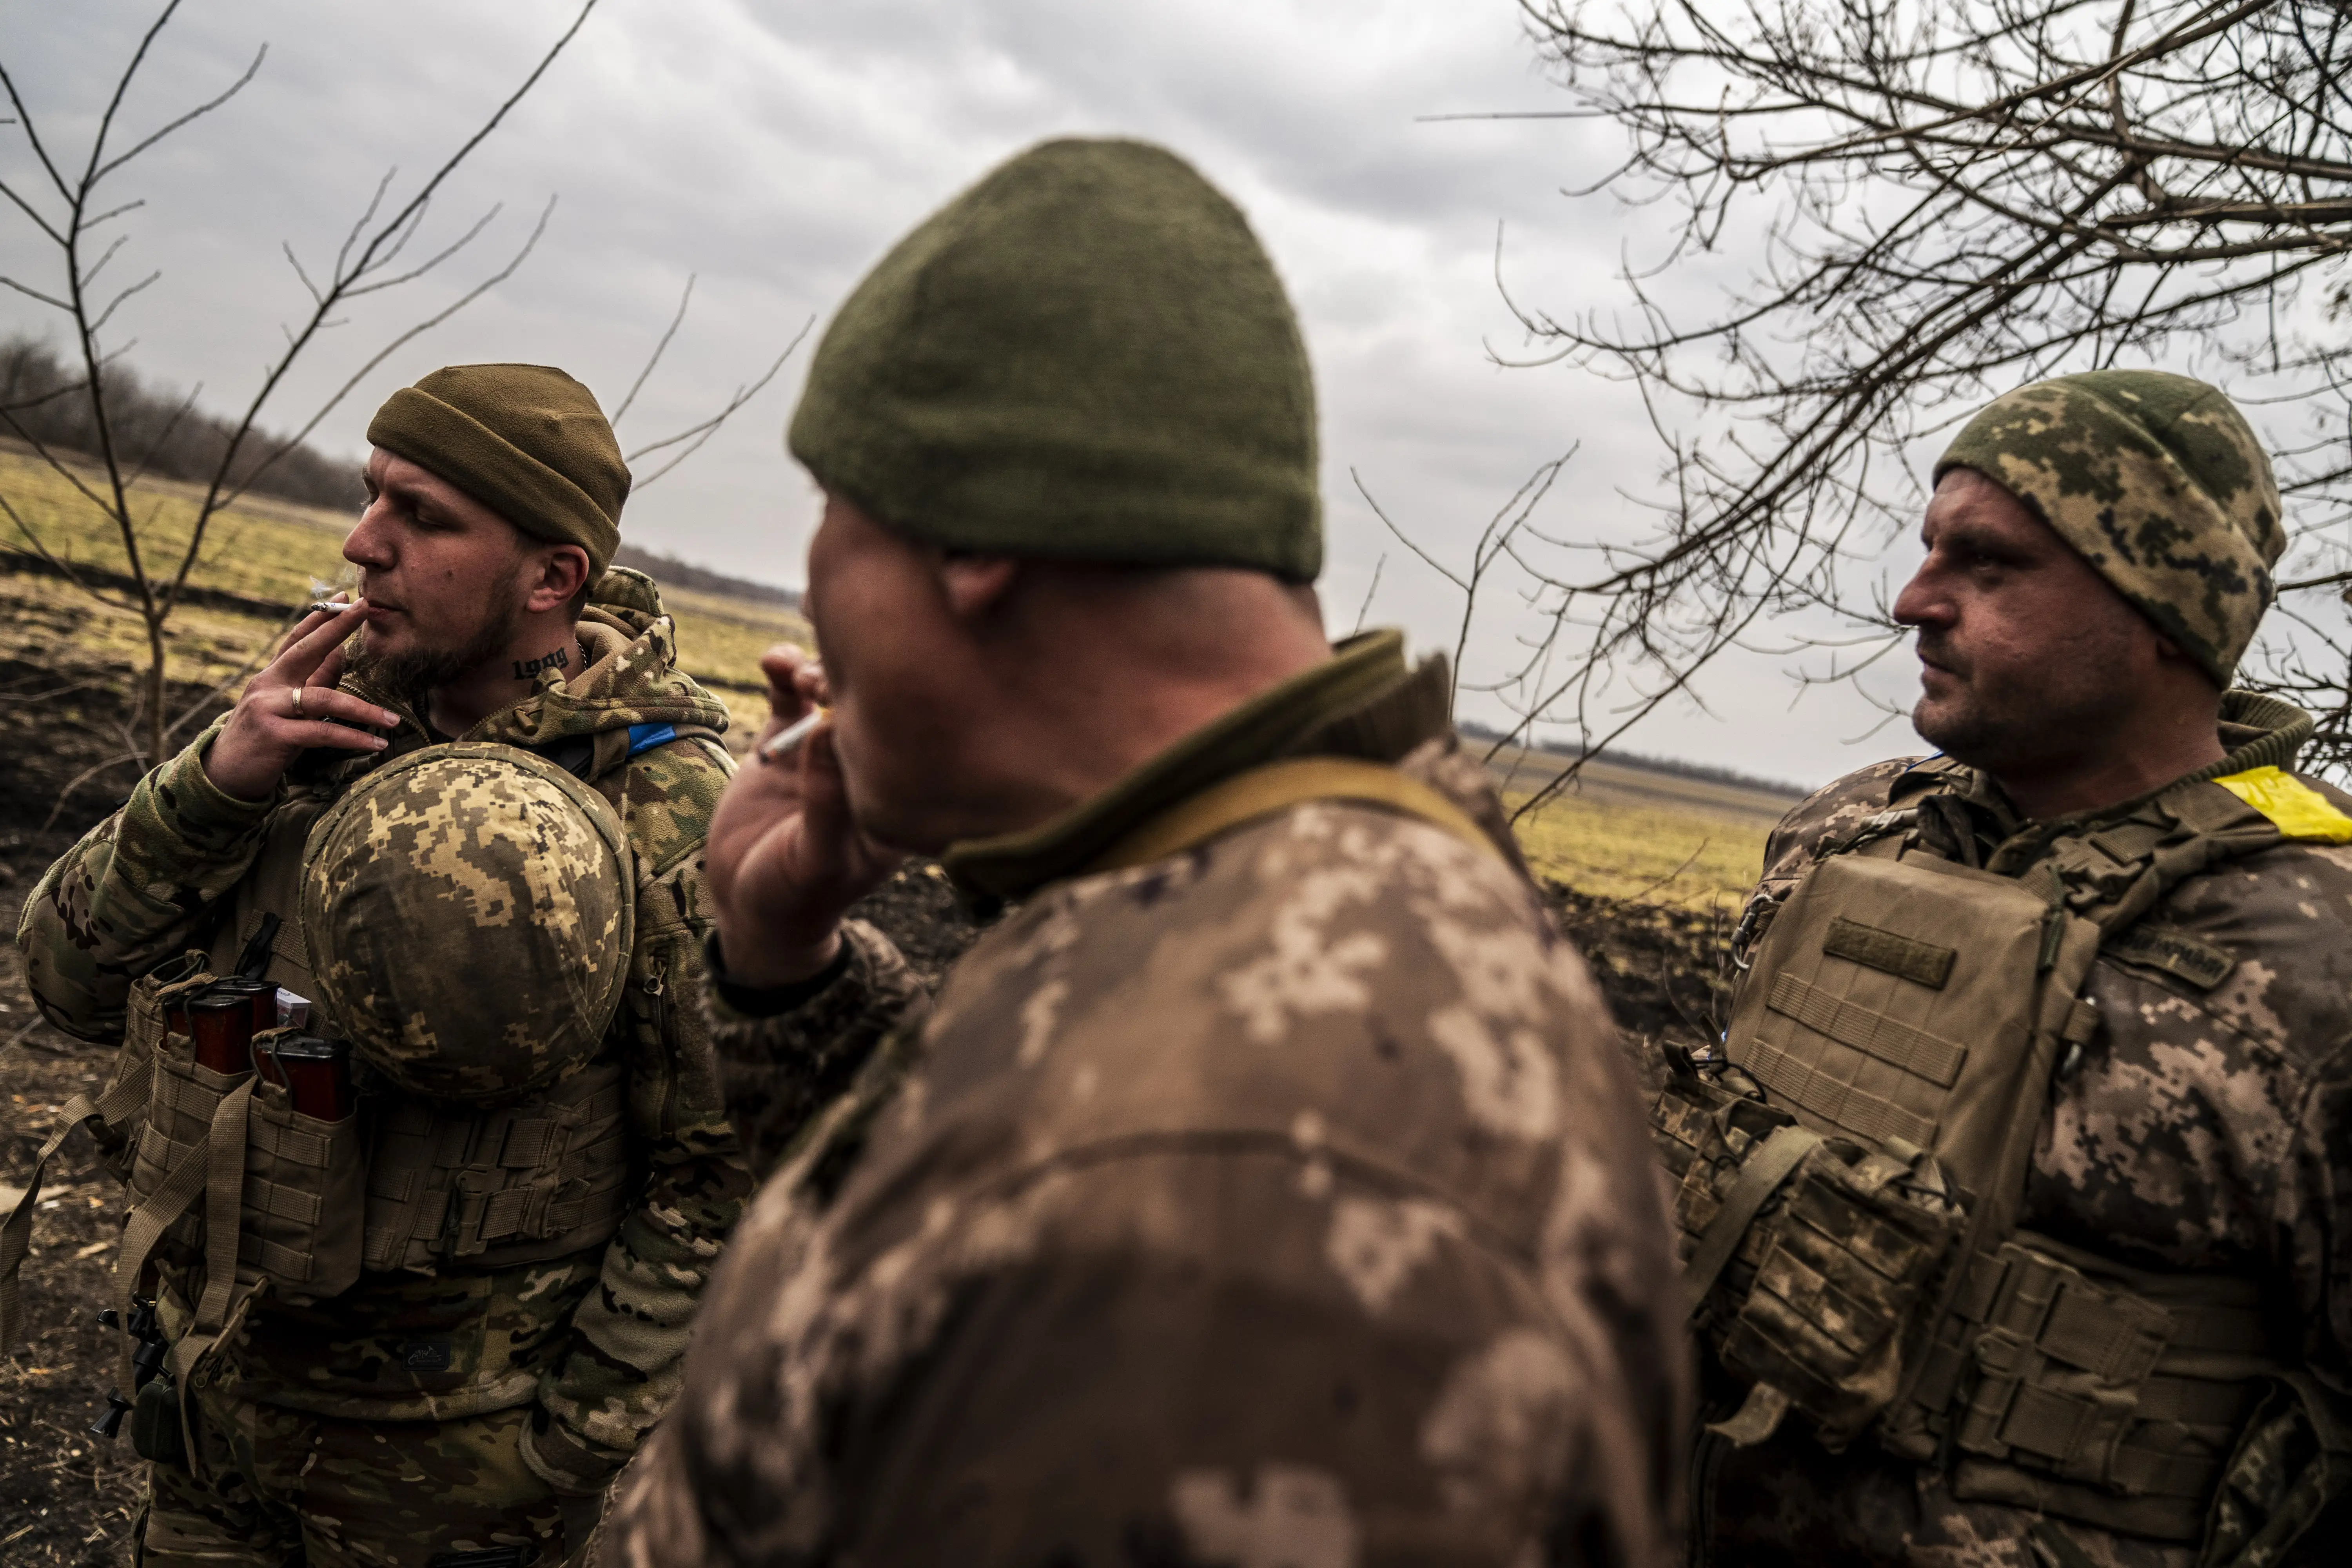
[596,630,1690,1568]
[15,571,752,1490]
[1705,694,2352,1567]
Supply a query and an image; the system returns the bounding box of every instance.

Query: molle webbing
[0,1034,168,1353]
[361,1060,631,1273]
[38,955,633,1423]
[1687,766,2304,1541]
[1931,1235,2281,1539]
[0,953,204,1353]
[1725,848,2096,1196]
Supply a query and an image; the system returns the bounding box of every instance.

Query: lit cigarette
[758,707,829,764]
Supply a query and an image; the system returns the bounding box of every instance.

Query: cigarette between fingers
[758,707,829,764]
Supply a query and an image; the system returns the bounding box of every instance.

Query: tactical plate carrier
[1662,757,2352,1561]
[13,746,645,1462]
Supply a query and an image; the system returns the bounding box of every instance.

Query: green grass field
[0,442,1785,902]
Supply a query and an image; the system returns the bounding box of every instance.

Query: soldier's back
[604,791,1687,1567]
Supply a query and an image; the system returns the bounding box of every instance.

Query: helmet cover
[300,743,634,1102]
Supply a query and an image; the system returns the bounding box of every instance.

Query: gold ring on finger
[290,688,305,719]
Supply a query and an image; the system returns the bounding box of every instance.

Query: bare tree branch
[87,44,266,187]
[1491,0,2352,776]
[613,275,695,424]
[624,316,813,488]
[0,0,601,762]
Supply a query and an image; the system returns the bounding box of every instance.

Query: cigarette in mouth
[758,706,830,764]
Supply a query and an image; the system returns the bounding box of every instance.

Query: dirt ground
[0,648,1728,1565]
[0,648,221,1566]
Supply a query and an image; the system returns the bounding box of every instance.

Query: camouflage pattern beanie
[1935,371,2285,685]
[368,364,630,577]
[789,137,1322,581]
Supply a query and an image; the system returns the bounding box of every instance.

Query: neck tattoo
[513,645,571,680]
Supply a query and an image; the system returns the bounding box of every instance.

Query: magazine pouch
[0,956,211,1355]
[237,1027,364,1304]
[1656,1060,1964,1449]
[100,956,213,1180]
[125,999,244,1271]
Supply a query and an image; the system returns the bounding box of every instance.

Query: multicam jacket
[595,630,1690,1568]
[1703,694,2352,1567]
[15,571,752,1490]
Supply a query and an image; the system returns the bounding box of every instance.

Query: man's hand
[203,599,400,803]
[707,644,902,987]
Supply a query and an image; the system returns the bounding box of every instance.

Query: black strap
[234,913,281,981]
[537,736,598,781]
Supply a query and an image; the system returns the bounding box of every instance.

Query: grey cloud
[0,0,1914,782]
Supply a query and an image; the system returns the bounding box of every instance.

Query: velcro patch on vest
[1822,916,1957,989]
[2104,924,2236,991]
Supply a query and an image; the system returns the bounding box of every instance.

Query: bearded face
[341,452,544,717]
[1896,468,2176,784]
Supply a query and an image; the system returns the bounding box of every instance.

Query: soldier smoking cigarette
[758,706,829,764]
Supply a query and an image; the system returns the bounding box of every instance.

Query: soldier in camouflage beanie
[368,363,631,578]
[788,137,1321,581]
[1935,370,2285,686]
[1682,372,2352,1566]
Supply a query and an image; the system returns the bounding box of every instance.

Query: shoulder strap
[2014,778,2285,941]
[1091,756,1509,875]
[0,1071,153,1350]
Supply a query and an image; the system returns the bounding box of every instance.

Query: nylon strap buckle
[1955,1241,2174,1485]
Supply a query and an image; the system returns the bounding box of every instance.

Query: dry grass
[0,445,808,740]
[1507,786,1772,909]
[0,443,348,607]
[2,445,1789,884]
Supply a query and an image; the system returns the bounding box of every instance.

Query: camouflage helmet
[299,743,634,1103]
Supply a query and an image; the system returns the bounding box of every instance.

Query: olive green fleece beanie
[367,364,630,576]
[788,137,1322,581]
[1935,370,2285,685]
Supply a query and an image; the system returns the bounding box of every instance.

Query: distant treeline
[0,335,366,512]
[611,543,800,609]
[1456,719,1809,799]
[0,336,800,610]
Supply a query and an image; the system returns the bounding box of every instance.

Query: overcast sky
[0,0,1940,785]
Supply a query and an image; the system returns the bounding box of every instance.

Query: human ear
[525,544,593,613]
[939,555,1018,620]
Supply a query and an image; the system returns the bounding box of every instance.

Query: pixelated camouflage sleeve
[708,918,930,1180]
[525,739,756,1493]
[16,719,275,1041]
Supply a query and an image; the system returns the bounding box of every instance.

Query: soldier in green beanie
[592,137,1689,1566]
[13,364,753,1564]
[1661,370,2352,1564]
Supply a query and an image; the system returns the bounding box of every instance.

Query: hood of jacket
[346,567,730,755]
[472,604,731,753]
